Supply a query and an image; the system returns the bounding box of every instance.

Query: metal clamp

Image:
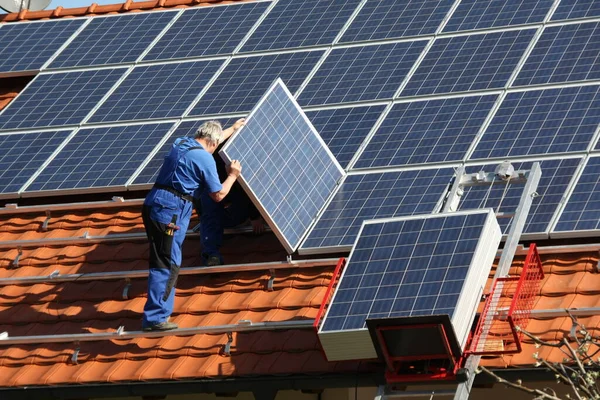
[11,246,22,269]
[41,210,51,232]
[222,332,234,356]
[267,269,275,291]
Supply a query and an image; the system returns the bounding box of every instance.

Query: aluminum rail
[529,307,600,318]
[0,320,313,346]
[0,258,339,286]
[0,197,144,215]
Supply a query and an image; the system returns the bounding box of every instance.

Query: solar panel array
[1,0,600,249]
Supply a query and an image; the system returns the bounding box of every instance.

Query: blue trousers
[141,190,192,328]
[200,191,253,262]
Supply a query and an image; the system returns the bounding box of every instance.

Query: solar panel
[24,123,173,194]
[551,0,600,21]
[87,60,223,123]
[131,118,237,187]
[0,68,126,131]
[0,19,84,74]
[0,130,72,196]
[240,0,361,52]
[49,12,175,69]
[190,51,323,116]
[298,41,427,106]
[354,94,498,169]
[442,0,553,33]
[305,105,386,169]
[318,210,501,361]
[513,22,600,86]
[339,0,454,43]
[401,29,536,97]
[470,86,600,160]
[552,156,600,234]
[219,79,344,253]
[299,168,455,254]
[143,2,270,61]
[460,158,581,236]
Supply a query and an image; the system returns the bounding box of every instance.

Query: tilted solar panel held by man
[141,119,245,332]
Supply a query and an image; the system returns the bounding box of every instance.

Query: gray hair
[194,120,223,145]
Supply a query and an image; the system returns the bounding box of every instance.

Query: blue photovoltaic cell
[49,12,175,68]
[132,118,236,186]
[0,68,125,131]
[26,123,173,192]
[401,29,536,97]
[305,105,386,169]
[191,51,324,116]
[553,157,600,233]
[355,94,498,169]
[0,19,83,73]
[0,130,72,194]
[471,86,600,160]
[460,158,581,235]
[443,0,553,33]
[144,2,269,61]
[321,212,488,332]
[513,22,600,86]
[220,81,344,252]
[301,168,454,251]
[340,0,454,43]
[88,60,223,123]
[552,0,600,20]
[298,41,427,106]
[240,0,361,52]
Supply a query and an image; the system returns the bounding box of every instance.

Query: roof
[0,0,599,396]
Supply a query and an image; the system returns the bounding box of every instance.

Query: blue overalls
[141,137,222,329]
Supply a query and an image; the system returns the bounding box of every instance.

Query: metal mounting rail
[0,320,313,346]
[529,307,600,318]
[0,258,338,286]
[0,197,144,215]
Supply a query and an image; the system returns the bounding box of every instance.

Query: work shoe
[206,255,223,267]
[143,321,178,331]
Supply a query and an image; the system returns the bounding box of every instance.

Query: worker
[141,119,245,331]
[197,150,265,266]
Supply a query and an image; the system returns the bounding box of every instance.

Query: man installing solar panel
[141,118,255,332]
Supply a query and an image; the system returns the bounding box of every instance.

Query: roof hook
[267,269,275,292]
[11,246,23,269]
[221,332,234,356]
[41,210,51,232]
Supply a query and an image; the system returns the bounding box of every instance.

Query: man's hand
[251,217,265,235]
[231,118,246,133]
[227,160,242,178]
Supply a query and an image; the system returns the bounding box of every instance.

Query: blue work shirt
[144,137,222,225]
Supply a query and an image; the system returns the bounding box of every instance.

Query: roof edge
[0,0,246,22]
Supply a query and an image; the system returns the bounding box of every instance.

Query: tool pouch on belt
[163,263,181,301]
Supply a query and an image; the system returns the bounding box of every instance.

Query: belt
[153,183,194,202]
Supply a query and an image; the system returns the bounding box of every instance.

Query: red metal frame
[467,243,544,355]
[313,257,346,331]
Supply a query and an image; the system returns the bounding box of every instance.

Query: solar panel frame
[339,0,455,43]
[0,130,73,199]
[143,2,270,61]
[551,155,600,237]
[239,0,362,52]
[551,0,600,21]
[400,28,537,97]
[299,167,456,255]
[48,11,177,69]
[0,68,127,131]
[190,50,324,116]
[0,18,85,75]
[318,208,499,353]
[469,85,600,160]
[23,122,175,196]
[297,40,428,106]
[353,94,499,169]
[87,59,224,124]
[219,79,345,253]
[513,22,600,87]
[442,0,554,33]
